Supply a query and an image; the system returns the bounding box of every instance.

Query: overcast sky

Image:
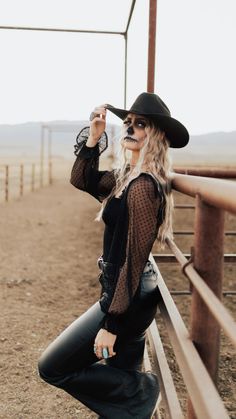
[0,0,235,135]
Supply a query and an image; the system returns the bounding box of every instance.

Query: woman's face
[121,113,150,151]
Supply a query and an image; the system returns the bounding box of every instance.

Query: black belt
[97,256,119,277]
[97,255,154,277]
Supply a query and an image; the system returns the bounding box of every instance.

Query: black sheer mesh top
[70,137,166,334]
[102,197,123,263]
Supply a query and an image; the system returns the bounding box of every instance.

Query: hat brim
[106,104,189,148]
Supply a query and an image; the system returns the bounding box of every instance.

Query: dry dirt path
[0,181,103,419]
[0,179,235,418]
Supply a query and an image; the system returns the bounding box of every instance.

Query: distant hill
[184,131,236,149]
[171,130,236,166]
[0,121,235,166]
[0,121,120,160]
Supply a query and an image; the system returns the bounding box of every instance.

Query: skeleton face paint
[122,113,149,151]
[123,117,148,131]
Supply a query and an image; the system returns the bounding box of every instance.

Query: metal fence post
[147,0,157,92]
[187,195,225,418]
[124,33,127,108]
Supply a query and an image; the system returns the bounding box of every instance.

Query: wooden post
[187,195,225,418]
[31,163,35,192]
[20,164,24,197]
[40,125,44,187]
[48,162,52,185]
[5,165,9,202]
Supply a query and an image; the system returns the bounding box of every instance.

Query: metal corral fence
[0,162,52,202]
[144,170,236,419]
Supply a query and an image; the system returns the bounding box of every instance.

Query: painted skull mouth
[124,136,138,142]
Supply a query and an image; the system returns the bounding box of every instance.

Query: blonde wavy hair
[95,121,174,248]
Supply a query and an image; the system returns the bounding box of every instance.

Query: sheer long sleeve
[70,142,116,202]
[103,174,162,334]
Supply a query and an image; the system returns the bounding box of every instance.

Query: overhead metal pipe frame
[0,0,158,103]
[2,0,158,183]
[0,0,140,108]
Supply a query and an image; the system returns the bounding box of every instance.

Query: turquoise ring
[102,348,109,359]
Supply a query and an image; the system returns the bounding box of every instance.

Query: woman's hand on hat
[87,105,107,146]
[94,328,117,359]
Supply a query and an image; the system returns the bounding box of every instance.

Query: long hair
[95,122,174,248]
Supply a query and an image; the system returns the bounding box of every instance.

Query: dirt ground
[0,171,235,418]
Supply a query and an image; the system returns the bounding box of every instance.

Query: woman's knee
[38,353,54,383]
[37,349,64,386]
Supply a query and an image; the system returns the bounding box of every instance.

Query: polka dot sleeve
[70,142,116,202]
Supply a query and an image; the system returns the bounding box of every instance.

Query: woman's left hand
[94,328,117,359]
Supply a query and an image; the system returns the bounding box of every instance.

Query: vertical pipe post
[147,0,157,92]
[31,163,35,192]
[40,125,44,187]
[48,129,52,185]
[124,33,128,108]
[5,165,9,202]
[187,195,225,418]
[20,164,24,197]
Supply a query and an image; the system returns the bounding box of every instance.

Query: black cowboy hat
[106,92,189,148]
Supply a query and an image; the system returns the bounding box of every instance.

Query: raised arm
[70,105,116,202]
[70,142,115,202]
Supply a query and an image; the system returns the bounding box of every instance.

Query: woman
[38,92,189,418]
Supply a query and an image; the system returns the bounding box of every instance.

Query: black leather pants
[38,260,160,419]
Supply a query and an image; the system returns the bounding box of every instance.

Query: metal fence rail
[173,173,236,213]
[174,167,236,178]
[165,239,236,347]
[0,162,52,202]
[148,259,229,419]
[145,172,236,419]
